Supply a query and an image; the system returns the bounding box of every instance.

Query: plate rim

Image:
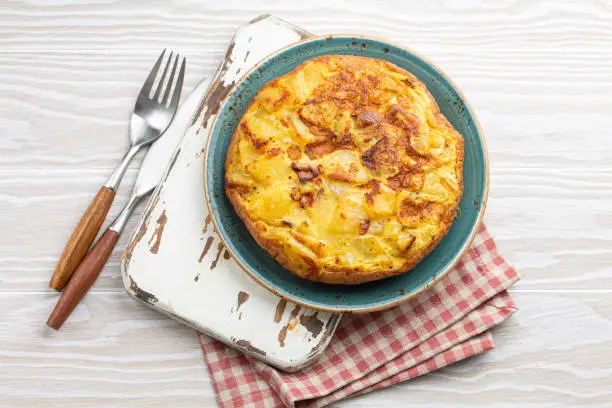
[203,33,490,313]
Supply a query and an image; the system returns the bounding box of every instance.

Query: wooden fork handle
[47,229,120,330]
[49,186,116,291]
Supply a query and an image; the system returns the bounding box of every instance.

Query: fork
[49,49,186,291]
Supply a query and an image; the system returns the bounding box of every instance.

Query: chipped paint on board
[237,291,250,311]
[148,209,167,254]
[120,15,342,372]
[122,193,159,267]
[129,276,159,304]
[198,236,215,263]
[210,242,225,270]
[278,305,301,347]
[235,339,267,356]
[274,298,287,323]
[299,312,325,337]
[202,214,212,234]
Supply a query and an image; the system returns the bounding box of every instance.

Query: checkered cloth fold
[199,224,519,407]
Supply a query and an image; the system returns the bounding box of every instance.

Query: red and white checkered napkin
[199,224,519,407]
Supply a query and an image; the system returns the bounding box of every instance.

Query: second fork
[49,49,186,291]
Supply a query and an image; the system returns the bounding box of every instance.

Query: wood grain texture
[0,169,143,292]
[1,291,610,407]
[0,292,214,407]
[1,0,611,406]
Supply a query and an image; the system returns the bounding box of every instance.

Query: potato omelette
[225,55,464,284]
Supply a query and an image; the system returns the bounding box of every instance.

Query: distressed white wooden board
[1,0,612,406]
[121,15,340,371]
[0,291,610,407]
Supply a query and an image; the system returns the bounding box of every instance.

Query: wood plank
[1,0,611,53]
[0,52,212,170]
[0,169,142,291]
[0,291,609,407]
[0,292,215,407]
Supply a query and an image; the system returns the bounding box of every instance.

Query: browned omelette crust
[225,55,464,284]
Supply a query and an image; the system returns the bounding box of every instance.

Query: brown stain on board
[236,291,250,311]
[122,194,160,267]
[288,318,299,331]
[278,327,288,348]
[147,209,167,254]
[223,250,231,260]
[202,214,212,234]
[129,276,158,304]
[235,339,266,356]
[277,305,301,347]
[198,236,215,263]
[210,242,225,270]
[299,312,325,337]
[305,314,343,361]
[273,299,287,323]
[202,81,233,128]
[199,41,236,130]
[195,236,215,282]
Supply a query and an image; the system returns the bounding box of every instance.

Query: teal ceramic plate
[204,35,488,313]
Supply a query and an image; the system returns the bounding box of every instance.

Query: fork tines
[141,49,186,108]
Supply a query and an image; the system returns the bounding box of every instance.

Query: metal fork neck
[109,191,143,234]
[104,144,141,191]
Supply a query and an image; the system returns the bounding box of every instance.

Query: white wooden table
[1,1,611,406]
